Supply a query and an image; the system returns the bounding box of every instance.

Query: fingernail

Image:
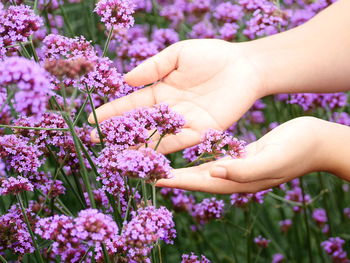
[88,114,94,124]
[211,166,227,178]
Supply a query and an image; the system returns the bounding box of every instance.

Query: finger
[124,42,182,87]
[88,85,156,124]
[209,148,282,183]
[156,162,283,194]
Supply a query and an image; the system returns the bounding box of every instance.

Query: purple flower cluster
[181,253,211,263]
[279,219,292,233]
[0,4,42,56]
[230,189,272,207]
[118,206,176,262]
[0,57,51,118]
[0,205,35,255]
[312,208,327,226]
[285,186,311,212]
[321,237,349,263]
[191,197,224,225]
[35,209,119,262]
[254,235,270,248]
[214,2,243,23]
[0,176,33,195]
[160,188,196,212]
[94,0,135,29]
[289,93,348,111]
[98,147,171,185]
[272,253,285,263]
[43,34,131,97]
[331,112,350,126]
[183,129,246,163]
[99,103,185,147]
[0,135,42,174]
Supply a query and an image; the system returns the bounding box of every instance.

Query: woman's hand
[156,117,348,194]
[89,39,265,153]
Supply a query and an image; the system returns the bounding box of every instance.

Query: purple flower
[0,5,42,50]
[94,0,135,29]
[150,103,185,135]
[118,206,176,261]
[312,208,327,226]
[187,0,211,14]
[272,253,285,263]
[0,135,42,174]
[279,219,292,233]
[219,23,239,41]
[0,57,51,118]
[330,112,350,126]
[160,188,195,212]
[254,235,270,248]
[97,147,171,184]
[39,179,65,198]
[99,115,148,148]
[0,176,33,195]
[285,187,311,212]
[183,145,201,162]
[321,237,349,263]
[343,208,350,219]
[198,129,246,159]
[181,253,211,263]
[189,21,216,39]
[192,197,224,225]
[230,189,271,207]
[214,2,244,23]
[0,205,35,255]
[152,28,179,50]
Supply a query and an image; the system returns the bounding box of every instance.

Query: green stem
[154,134,164,151]
[152,183,156,208]
[79,246,93,263]
[16,194,45,263]
[0,89,15,114]
[0,124,69,131]
[0,255,7,263]
[87,90,105,147]
[253,248,262,263]
[29,36,39,62]
[102,244,112,263]
[141,180,148,206]
[244,208,252,263]
[318,173,333,236]
[63,113,96,208]
[268,192,303,207]
[300,177,314,263]
[73,96,89,126]
[59,4,75,37]
[102,27,114,57]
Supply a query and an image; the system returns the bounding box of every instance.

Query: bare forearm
[242,0,350,96]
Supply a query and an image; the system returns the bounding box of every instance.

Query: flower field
[0,0,349,262]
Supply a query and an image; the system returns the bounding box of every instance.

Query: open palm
[90,39,264,153]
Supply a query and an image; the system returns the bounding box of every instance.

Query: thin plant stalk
[102,27,114,57]
[87,89,105,147]
[16,194,45,263]
[73,96,89,126]
[244,208,252,263]
[318,172,333,236]
[152,183,156,207]
[0,124,69,131]
[0,254,7,263]
[300,177,314,263]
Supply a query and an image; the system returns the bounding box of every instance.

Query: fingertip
[88,113,95,124]
[90,129,100,143]
[210,166,228,179]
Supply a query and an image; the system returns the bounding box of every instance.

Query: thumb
[124,42,182,87]
[210,152,278,183]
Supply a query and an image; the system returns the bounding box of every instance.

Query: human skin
[89,0,350,193]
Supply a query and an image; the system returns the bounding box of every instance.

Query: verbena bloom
[187,0,211,14]
[183,145,201,162]
[99,115,148,148]
[0,206,35,255]
[219,23,239,41]
[181,253,211,263]
[0,176,33,195]
[279,219,292,233]
[321,237,349,263]
[0,135,42,174]
[312,208,327,226]
[285,187,311,212]
[98,147,171,183]
[119,206,176,261]
[0,57,51,118]
[192,197,224,225]
[198,129,246,158]
[94,0,135,29]
[39,179,65,198]
[343,208,350,219]
[160,188,196,212]
[330,112,350,126]
[214,2,244,23]
[189,21,216,39]
[0,5,42,49]
[272,253,285,263]
[152,28,179,50]
[230,189,271,207]
[254,235,270,248]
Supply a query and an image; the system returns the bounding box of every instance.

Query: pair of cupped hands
[88,39,335,194]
